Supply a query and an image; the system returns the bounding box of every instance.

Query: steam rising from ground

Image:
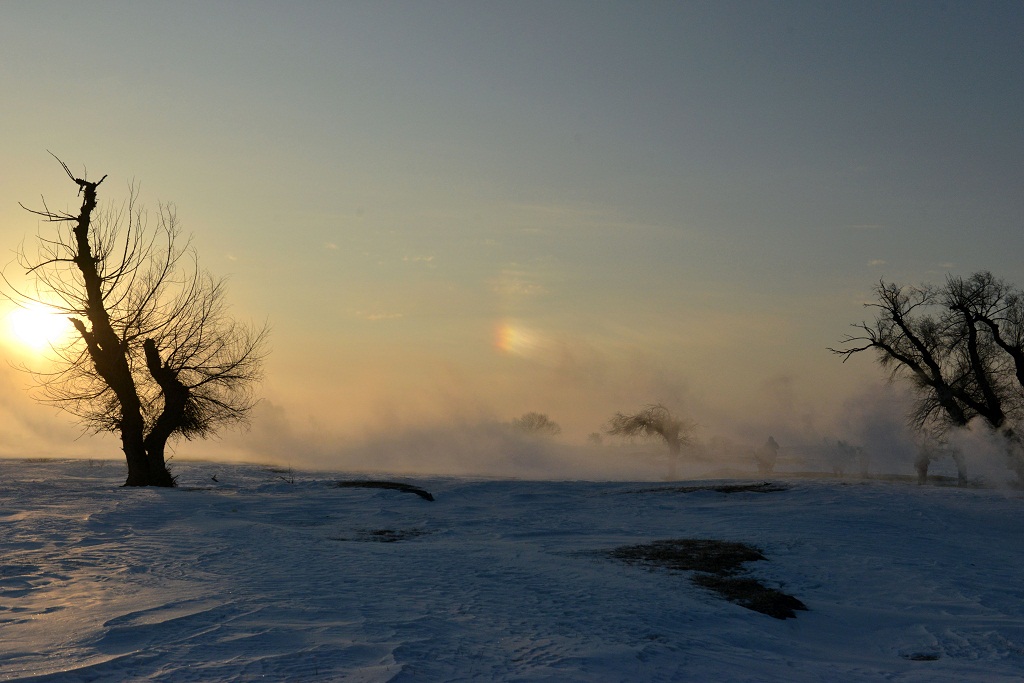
[183,382,1020,486]
[944,419,1024,487]
[5,360,1021,485]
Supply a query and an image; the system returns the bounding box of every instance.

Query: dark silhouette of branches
[832,274,1024,482]
[944,272,1024,409]
[2,157,269,486]
[831,280,976,432]
[510,412,562,436]
[606,404,693,457]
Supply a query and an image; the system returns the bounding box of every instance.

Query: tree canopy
[606,403,693,456]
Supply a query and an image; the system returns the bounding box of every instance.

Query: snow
[2,458,1023,682]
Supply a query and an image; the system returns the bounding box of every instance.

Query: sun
[5,303,73,351]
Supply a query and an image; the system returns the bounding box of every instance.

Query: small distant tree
[510,412,561,437]
[605,403,693,457]
[2,158,269,487]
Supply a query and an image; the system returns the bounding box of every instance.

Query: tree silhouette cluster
[3,158,268,486]
[832,272,1024,480]
[605,403,694,457]
[603,404,696,479]
[510,411,562,436]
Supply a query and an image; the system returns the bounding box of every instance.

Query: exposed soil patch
[629,482,789,495]
[692,574,808,620]
[608,539,764,574]
[601,538,807,620]
[330,528,433,543]
[901,652,942,661]
[335,480,435,501]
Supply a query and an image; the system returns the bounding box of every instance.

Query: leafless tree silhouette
[510,412,562,437]
[831,274,1024,481]
[606,404,694,458]
[3,157,269,486]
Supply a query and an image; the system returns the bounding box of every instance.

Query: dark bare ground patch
[601,538,807,619]
[335,480,435,501]
[628,482,789,495]
[607,539,765,573]
[692,574,808,620]
[901,651,941,661]
[330,528,433,543]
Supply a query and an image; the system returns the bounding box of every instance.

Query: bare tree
[510,412,562,437]
[943,272,1024,421]
[605,403,694,457]
[2,158,268,486]
[944,272,1024,481]
[831,281,971,433]
[832,276,1024,482]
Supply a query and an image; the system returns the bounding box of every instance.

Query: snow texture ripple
[1,459,1023,681]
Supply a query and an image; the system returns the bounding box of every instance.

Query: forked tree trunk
[141,339,188,486]
[69,175,174,487]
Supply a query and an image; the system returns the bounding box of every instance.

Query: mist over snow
[175,380,992,485]
[6,353,1021,487]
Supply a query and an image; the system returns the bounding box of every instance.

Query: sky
[1,1,1023,472]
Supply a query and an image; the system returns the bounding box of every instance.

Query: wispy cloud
[492,279,547,297]
[867,259,886,267]
[354,310,404,321]
[490,267,548,299]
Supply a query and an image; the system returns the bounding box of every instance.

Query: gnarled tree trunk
[67,176,174,486]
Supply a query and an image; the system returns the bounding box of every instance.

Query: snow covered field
[1,458,1023,682]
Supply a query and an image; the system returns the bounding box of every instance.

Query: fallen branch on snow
[335,480,435,501]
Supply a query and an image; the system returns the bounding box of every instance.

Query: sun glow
[5,304,73,351]
[495,321,545,358]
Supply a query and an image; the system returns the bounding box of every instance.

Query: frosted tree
[3,158,268,486]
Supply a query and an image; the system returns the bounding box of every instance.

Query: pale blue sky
[2,2,1023,466]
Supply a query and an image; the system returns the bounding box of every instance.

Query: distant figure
[755,436,780,474]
